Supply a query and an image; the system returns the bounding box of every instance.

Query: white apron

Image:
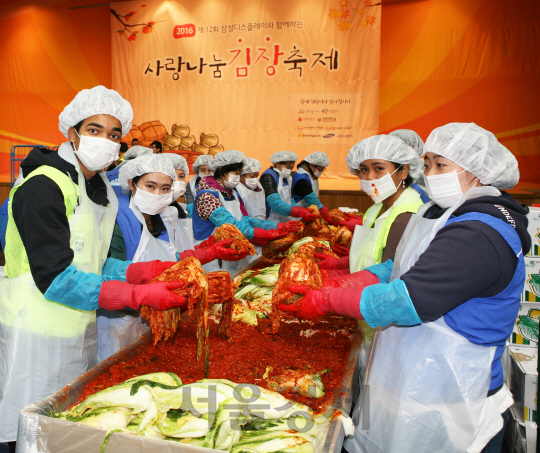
[268,170,296,223]
[0,142,118,442]
[348,204,385,274]
[295,167,319,208]
[345,186,508,453]
[236,182,267,220]
[97,201,180,363]
[196,190,251,275]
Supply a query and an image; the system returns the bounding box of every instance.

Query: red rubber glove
[181,239,249,264]
[194,236,215,250]
[322,269,379,289]
[332,244,350,258]
[277,221,303,232]
[250,228,289,246]
[314,252,350,270]
[320,269,351,279]
[290,206,317,222]
[127,260,177,285]
[320,206,332,223]
[98,280,188,311]
[278,285,370,319]
[335,215,363,233]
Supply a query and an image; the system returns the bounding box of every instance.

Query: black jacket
[402,192,531,322]
[11,147,109,293]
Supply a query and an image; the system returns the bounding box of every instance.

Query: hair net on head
[270,151,298,164]
[192,155,214,173]
[389,129,424,156]
[163,153,189,176]
[425,122,519,189]
[59,86,134,139]
[242,157,262,175]
[345,134,424,181]
[119,154,177,194]
[208,150,245,171]
[304,151,330,167]
[124,145,153,161]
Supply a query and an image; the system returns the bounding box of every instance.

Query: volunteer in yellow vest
[317,134,425,277]
[0,86,186,444]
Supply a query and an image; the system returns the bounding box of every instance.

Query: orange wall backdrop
[1,0,539,184]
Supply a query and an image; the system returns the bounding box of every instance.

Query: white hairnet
[208,150,245,171]
[304,151,330,167]
[345,134,424,181]
[163,153,189,176]
[119,154,177,194]
[124,145,152,161]
[192,154,214,173]
[59,86,134,139]
[242,157,262,175]
[389,129,424,156]
[270,151,298,164]
[425,122,519,189]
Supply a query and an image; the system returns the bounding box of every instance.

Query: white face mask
[198,172,208,179]
[278,167,292,178]
[172,180,186,199]
[424,170,476,209]
[244,177,258,190]
[74,131,120,172]
[359,166,401,203]
[224,173,241,189]
[313,169,323,178]
[132,185,173,215]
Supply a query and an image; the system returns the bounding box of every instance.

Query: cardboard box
[526,206,540,257]
[509,345,538,423]
[505,406,536,453]
[522,258,540,302]
[511,301,540,345]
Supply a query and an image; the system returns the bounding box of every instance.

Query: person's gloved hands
[279,285,368,320]
[331,244,350,258]
[278,285,331,319]
[277,221,303,232]
[185,239,249,264]
[290,206,317,222]
[320,269,351,279]
[194,236,215,250]
[127,260,177,285]
[320,206,332,223]
[314,252,350,270]
[335,214,363,233]
[250,228,289,246]
[322,269,379,289]
[98,280,187,311]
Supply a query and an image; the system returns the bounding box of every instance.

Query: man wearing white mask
[0,86,187,446]
[282,123,530,453]
[260,150,317,223]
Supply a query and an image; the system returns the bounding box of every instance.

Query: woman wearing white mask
[235,157,266,220]
[282,123,530,453]
[193,150,302,273]
[0,87,188,446]
[291,152,332,222]
[260,151,317,223]
[185,154,214,215]
[317,135,425,276]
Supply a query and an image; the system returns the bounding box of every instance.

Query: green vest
[363,187,424,265]
[5,166,79,277]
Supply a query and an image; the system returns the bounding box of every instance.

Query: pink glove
[331,244,350,258]
[320,269,351,279]
[194,236,215,250]
[181,239,249,264]
[335,215,363,233]
[322,269,379,289]
[314,252,350,270]
[127,260,177,285]
[320,206,332,223]
[98,280,187,311]
[290,206,317,222]
[278,285,368,320]
[277,221,303,232]
[250,228,289,247]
